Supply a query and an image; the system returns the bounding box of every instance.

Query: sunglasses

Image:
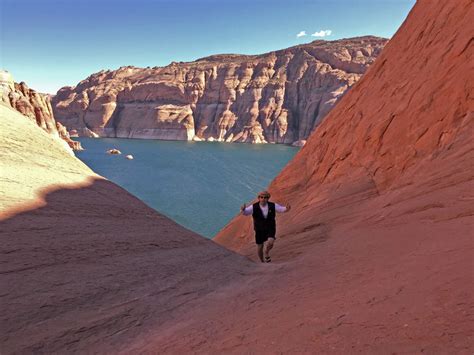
[259,196,269,199]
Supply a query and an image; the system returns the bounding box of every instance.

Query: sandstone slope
[0,104,255,353]
[0,70,82,151]
[52,36,386,145]
[213,0,473,352]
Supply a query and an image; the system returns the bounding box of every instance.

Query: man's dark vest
[252,202,276,235]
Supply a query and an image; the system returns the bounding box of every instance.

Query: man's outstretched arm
[241,203,253,215]
[275,203,291,213]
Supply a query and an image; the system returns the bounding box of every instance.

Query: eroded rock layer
[0,70,82,151]
[52,36,387,144]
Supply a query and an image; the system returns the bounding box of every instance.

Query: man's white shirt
[242,203,287,218]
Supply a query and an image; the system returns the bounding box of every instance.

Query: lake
[76,138,299,238]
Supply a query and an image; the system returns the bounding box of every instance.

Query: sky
[1,0,415,94]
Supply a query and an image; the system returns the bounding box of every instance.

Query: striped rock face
[51,36,387,145]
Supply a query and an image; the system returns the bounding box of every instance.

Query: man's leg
[257,244,264,262]
[264,237,275,261]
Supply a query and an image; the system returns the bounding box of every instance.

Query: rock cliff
[0,70,82,151]
[52,36,387,144]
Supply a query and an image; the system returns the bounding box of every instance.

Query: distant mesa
[51,36,388,146]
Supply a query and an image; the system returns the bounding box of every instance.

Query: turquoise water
[76,138,299,238]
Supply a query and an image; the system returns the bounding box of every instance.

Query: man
[241,190,291,263]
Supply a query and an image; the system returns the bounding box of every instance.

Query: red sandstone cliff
[52,36,386,145]
[0,70,82,151]
[215,0,473,251]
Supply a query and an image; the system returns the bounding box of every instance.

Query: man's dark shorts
[255,231,276,245]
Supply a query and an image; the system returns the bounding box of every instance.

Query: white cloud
[311,30,332,37]
[296,31,307,38]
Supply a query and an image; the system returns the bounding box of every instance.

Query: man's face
[258,194,269,205]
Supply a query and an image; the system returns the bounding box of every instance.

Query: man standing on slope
[241,190,291,263]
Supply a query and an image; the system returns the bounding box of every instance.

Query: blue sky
[1,0,415,94]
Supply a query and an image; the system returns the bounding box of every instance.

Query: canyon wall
[52,36,387,145]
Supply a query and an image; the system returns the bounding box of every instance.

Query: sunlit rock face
[0,72,57,134]
[0,70,83,151]
[52,36,387,144]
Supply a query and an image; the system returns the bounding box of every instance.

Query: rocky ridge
[52,36,387,145]
[0,70,82,151]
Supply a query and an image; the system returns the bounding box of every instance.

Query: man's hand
[241,203,247,212]
[285,203,291,212]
